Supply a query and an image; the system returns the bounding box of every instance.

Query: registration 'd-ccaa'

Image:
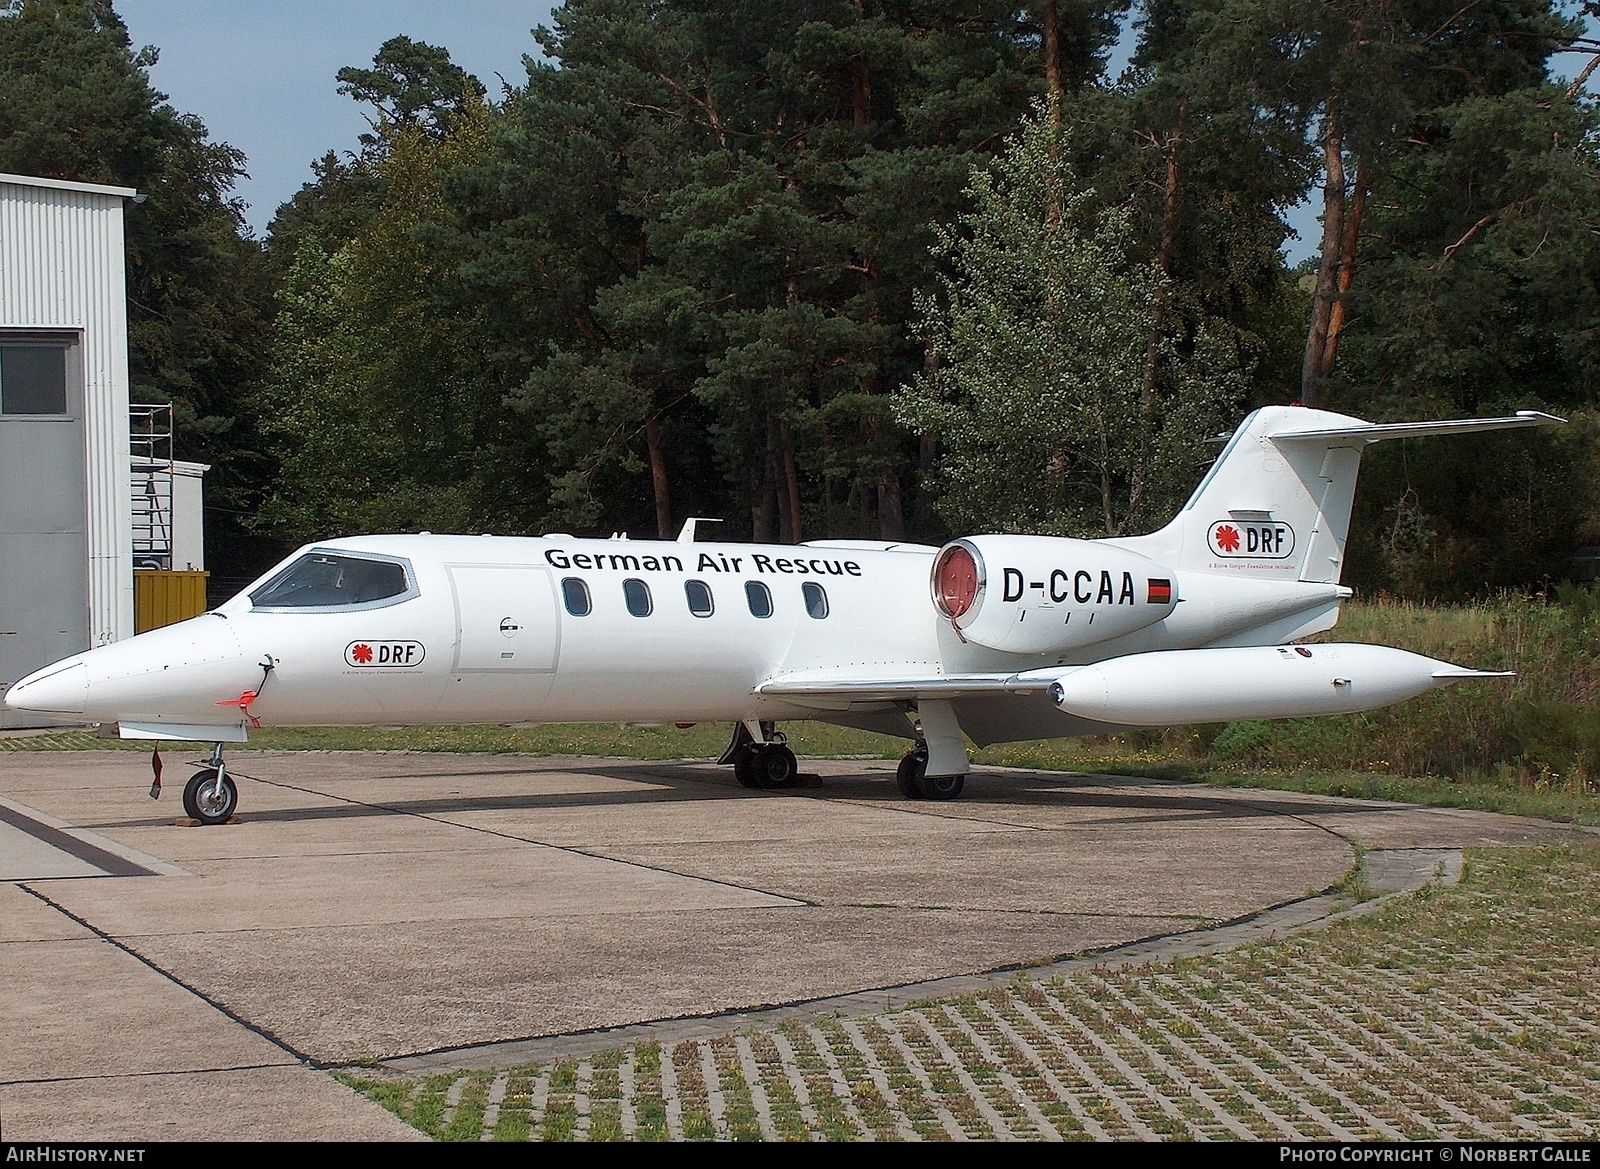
[5,406,1559,823]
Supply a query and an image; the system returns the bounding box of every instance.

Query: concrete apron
[0,750,1586,1141]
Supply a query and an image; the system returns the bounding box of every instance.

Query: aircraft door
[447,565,561,672]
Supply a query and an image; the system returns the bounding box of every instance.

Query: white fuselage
[9,535,937,731]
[3,529,1347,738]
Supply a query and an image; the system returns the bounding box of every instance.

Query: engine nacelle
[931,535,1178,655]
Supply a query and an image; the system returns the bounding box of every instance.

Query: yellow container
[134,570,209,633]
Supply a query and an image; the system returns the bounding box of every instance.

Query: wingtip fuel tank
[1045,643,1508,727]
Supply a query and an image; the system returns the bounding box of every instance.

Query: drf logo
[1208,521,1295,559]
[346,641,426,667]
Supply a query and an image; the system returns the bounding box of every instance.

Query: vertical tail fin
[1130,407,1562,585]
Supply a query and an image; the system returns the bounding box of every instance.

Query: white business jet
[5,405,1559,823]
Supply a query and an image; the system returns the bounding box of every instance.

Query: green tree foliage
[1121,6,1311,401]
[1337,89,1600,418]
[256,108,503,543]
[0,0,271,578]
[262,149,385,281]
[435,0,1121,542]
[1343,420,1600,600]
[1119,0,1599,595]
[1308,14,1600,598]
[893,106,1241,537]
[1113,0,1588,409]
[336,34,487,141]
[245,0,1600,600]
[264,35,486,279]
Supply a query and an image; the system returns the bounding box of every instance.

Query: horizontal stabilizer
[1269,411,1563,444]
[1129,406,1566,588]
[1431,667,1516,681]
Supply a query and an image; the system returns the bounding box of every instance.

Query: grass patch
[1193,767,1600,825]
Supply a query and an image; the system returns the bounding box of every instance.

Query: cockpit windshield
[250,552,412,610]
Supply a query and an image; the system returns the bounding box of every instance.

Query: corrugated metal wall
[0,178,134,648]
[134,570,209,633]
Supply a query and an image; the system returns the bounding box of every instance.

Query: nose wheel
[181,744,238,825]
[182,768,237,824]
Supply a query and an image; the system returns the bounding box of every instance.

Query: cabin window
[745,580,773,619]
[685,579,714,617]
[623,578,653,617]
[250,552,412,610]
[561,577,592,617]
[803,582,829,619]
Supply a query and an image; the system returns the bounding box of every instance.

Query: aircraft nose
[5,660,89,715]
[6,615,253,727]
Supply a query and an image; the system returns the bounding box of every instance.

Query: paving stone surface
[2,750,1592,1142]
[367,846,1600,1142]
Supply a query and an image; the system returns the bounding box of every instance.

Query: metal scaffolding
[130,402,175,571]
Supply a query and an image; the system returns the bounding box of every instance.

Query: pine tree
[438,0,1115,542]
[893,106,1241,537]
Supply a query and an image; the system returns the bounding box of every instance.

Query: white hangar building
[0,172,207,729]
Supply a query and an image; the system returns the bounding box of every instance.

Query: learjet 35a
[4,405,1560,823]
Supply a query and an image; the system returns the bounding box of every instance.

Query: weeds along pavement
[341,842,1600,1142]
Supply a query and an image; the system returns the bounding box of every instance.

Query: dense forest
[4,0,1598,600]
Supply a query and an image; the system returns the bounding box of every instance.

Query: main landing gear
[722,722,800,790]
[897,699,969,801]
[894,745,966,801]
[722,712,968,801]
[182,742,238,825]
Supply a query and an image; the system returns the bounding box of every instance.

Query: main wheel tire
[896,749,927,799]
[736,745,799,789]
[916,771,966,801]
[760,744,799,787]
[182,768,238,825]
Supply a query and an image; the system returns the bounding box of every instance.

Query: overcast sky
[112,2,1596,262]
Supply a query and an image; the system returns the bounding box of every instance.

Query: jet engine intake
[931,535,1178,656]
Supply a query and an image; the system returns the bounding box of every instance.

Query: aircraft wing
[755,669,1065,708]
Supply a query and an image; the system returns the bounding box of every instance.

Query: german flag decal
[1147,578,1173,605]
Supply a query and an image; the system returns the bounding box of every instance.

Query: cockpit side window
[250,552,414,611]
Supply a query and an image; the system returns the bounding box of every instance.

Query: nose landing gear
[182,743,238,825]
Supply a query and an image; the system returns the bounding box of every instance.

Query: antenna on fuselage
[676,517,724,544]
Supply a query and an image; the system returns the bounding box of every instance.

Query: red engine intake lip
[931,541,985,622]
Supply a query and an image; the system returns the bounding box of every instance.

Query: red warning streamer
[215,690,262,729]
